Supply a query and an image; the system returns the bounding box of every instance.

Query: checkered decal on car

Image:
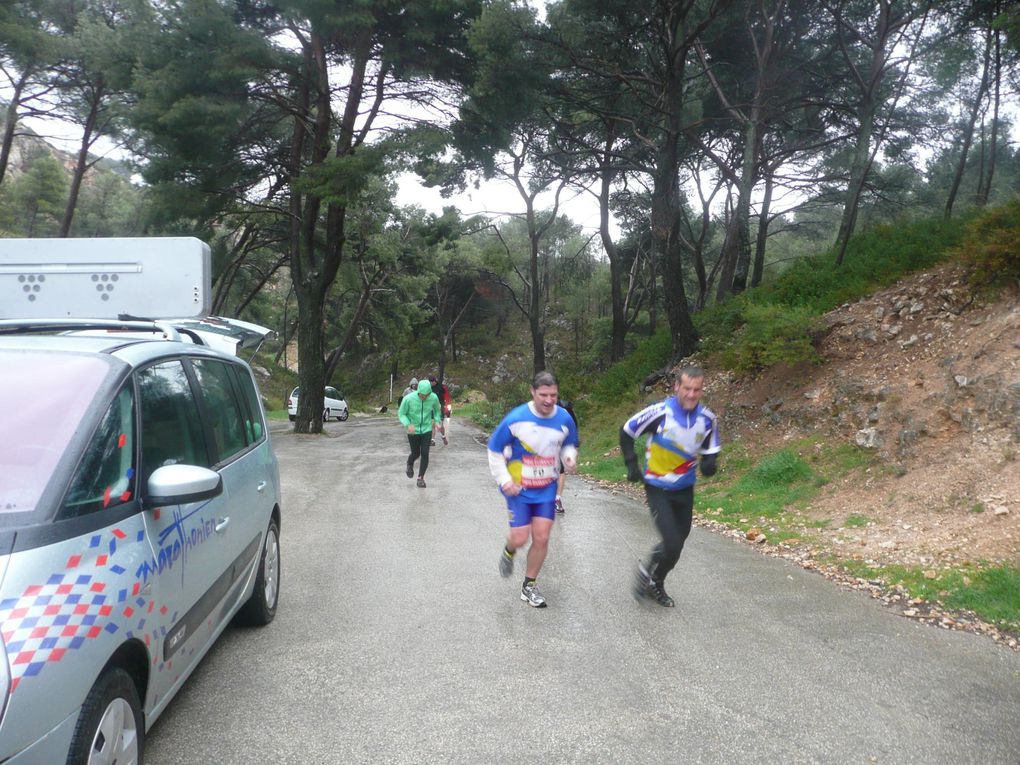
[0,527,174,692]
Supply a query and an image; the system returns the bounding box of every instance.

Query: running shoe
[430,439,436,446]
[405,460,414,478]
[554,498,564,514]
[650,580,675,608]
[632,562,654,601]
[416,477,426,488]
[521,581,547,608]
[499,548,515,578]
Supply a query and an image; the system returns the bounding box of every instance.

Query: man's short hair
[675,365,705,381]
[532,370,558,389]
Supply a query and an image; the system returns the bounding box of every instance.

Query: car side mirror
[146,464,223,506]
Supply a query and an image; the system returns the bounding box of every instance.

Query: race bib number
[520,455,556,488]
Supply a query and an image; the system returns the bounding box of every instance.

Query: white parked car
[288,385,349,422]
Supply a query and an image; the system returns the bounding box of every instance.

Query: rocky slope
[696,263,1019,646]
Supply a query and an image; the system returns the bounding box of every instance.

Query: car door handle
[256,481,267,493]
[215,517,230,533]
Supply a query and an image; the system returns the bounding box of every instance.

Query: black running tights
[644,484,694,582]
[407,432,432,477]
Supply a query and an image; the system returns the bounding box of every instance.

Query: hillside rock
[702,264,1019,569]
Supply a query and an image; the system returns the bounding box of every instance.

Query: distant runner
[399,378,445,488]
[554,399,579,514]
[620,366,720,607]
[489,371,579,608]
[428,375,452,446]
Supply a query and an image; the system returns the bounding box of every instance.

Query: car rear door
[187,358,274,619]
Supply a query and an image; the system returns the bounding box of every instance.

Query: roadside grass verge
[696,438,873,542]
[834,559,1020,632]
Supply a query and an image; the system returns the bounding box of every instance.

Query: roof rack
[0,318,182,340]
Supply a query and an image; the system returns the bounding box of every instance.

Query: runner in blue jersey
[620,366,720,607]
[489,371,579,608]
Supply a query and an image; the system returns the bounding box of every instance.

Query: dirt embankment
[695,264,1019,645]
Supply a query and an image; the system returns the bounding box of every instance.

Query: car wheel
[338,408,349,422]
[65,667,143,765]
[322,408,330,422]
[288,415,295,422]
[235,519,280,626]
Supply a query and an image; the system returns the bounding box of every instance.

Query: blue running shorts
[505,495,557,527]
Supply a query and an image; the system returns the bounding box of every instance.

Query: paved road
[147,415,1020,764]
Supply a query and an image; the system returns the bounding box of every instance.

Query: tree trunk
[729,121,758,294]
[529,228,546,373]
[294,284,328,433]
[652,158,698,359]
[834,97,875,265]
[59,95,101,237]
[598,127,627,361]
[715,193,736,304]
[945,28,991,219]
[751,173,774,288]
[976,22,1000,208]
[0,72,29,186]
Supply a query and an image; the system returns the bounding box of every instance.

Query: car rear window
[0,350,113,515]
[191,358,249,462]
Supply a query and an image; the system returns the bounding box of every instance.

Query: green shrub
[591,328,672,401]
[761,217,965,312]
[953,197,1020,293]
[738,448,815,490]
[719,303,822,374]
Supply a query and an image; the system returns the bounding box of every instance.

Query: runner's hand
[625,461,643,483]
[562,455,577,474]
[501,480,522,497]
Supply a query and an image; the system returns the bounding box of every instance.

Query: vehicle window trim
[178,357,219,469]
[226,363,267,448]
[183,356,256,469]
[55,382,138,522]
[135,356,215,496]
[12,498,143,553]
[26,362,132,527]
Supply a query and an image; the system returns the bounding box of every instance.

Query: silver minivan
[0,238,282,764]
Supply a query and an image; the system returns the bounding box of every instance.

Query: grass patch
[844,514,870,528]
[696,438,875,539]
[457,400,507,432]
[836,560,1020,632]
[697,447,818,532]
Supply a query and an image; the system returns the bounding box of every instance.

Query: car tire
[235,519,280,626]
[322,408,330,422]
[338,408,349,422]
[65,667,144,765]
[288,414,295,421]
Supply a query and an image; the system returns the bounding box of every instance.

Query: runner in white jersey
[620,366,720,607]
[489,371,579,608]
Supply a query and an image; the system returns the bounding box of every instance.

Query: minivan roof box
[0,237,211,319]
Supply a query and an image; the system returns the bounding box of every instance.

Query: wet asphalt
[146,414,1020,764]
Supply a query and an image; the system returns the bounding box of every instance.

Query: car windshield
[0,350,114,516]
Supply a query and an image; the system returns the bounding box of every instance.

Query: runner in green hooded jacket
[398,378,446,488]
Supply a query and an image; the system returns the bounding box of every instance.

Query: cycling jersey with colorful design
[487,403,580,502]
[622,398,720,490]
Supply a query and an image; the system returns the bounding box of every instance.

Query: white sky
[393,171,608,235]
